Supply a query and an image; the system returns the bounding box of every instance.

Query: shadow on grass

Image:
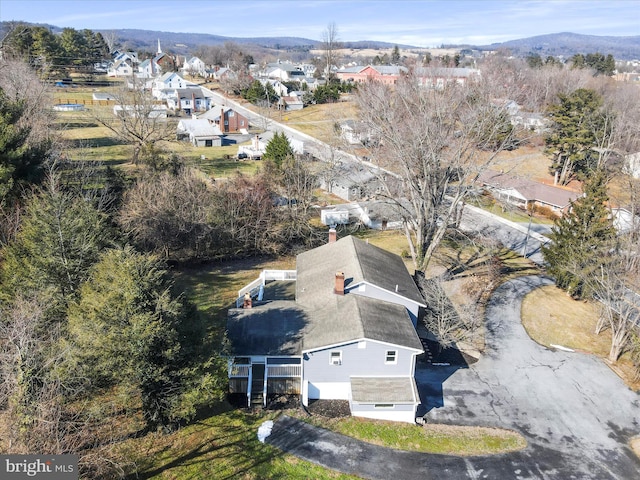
[127,416,285,480]
[67,137,127,148]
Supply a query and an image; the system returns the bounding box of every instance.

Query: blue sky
[1,0,639,47]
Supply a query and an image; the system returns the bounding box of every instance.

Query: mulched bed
[305,399,351,418]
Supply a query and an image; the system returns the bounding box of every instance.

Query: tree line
[0,57,326,477]
[1,23,110,76]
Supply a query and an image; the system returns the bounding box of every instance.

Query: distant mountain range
[476,32,640,60]
[2,22,640,60]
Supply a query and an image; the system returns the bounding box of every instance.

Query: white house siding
[350,403,417,424]
[307,382,350,400]
[303,341,417,399]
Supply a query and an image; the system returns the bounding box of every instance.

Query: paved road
[459,205,549,266]
[268,276,640,479]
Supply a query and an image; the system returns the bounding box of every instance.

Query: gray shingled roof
[227,235,424,356]
[297,236,425,308]
[350,377,419,403]
[226,301,307,356]
[479,170,580,208]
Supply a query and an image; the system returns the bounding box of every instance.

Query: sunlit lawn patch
[296,415,526,456]
[522,285,640,390]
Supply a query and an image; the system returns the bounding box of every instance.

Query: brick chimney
[328,227,337,243]
[221,108,226,133]
[334,271,345,295]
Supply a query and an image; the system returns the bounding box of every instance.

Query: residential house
[152,72,194,98]
[153,53,176,74]
[108,58,135,77]
[413,67,481,89]
[319,163,385,202]
[261,78,289,97]
[181,56,207,77]
[263,62,308,82]
[339,120,372,145]
[165,87,214,114]
[226,233,425,423]
[176,118,223,147]
[277,93,304,111]
[321,200,406,231]
[335,65,408,85]
[199,105,250,134]
[497,99,547,132]
[238,131,304,159]
[107,51,139,77]
[138,57,161,78]
[210,67,237,81]
[478,170,581,216]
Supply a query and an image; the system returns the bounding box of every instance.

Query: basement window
[330,351,342,366]
[374,404,394,409]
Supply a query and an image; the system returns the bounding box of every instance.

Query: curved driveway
[267,276,640,479]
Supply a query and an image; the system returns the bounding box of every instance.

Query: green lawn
[52,90,539,477]
[118,408,358,479]
[296,416,526,456]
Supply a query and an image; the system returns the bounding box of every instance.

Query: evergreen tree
[391,45,401,64]
[542,168,616,298]
[545,88,610,185]
[0,175,114,320]
[66,247,212,430]
[263,131,294,168]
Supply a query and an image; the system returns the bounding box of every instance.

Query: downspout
[263,363,268,408]
[299,354,311,416]
[247,365,252,408]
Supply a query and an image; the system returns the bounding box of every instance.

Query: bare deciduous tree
[356,74,517,271]
[118,168,215,260]
[90,78,175,164]
[320,22,341,80]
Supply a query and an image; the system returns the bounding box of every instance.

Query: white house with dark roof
[181,56,207,77]
[226,233,425,423]
[176,118,222,147]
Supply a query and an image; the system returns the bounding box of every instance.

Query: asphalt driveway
[267,276,640,479]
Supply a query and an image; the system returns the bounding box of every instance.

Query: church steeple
[157,39,162,55]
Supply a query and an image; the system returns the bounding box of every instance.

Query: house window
[224,120,229,126]
[385,350,397,364]
[240,120,245,127]
[229,111,235,117]
[330,351,342,365]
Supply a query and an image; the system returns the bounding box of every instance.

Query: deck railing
[229,364,250,377]
[228,364,301,379]
[267,364,301,377]
[235,270,297,307]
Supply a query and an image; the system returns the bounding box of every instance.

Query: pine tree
[0,175,114,320]
[545,88,610,185]
[0,88,49,207]
[542,168,616,298]
[66,247,209,430]
[263,131,294,168]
